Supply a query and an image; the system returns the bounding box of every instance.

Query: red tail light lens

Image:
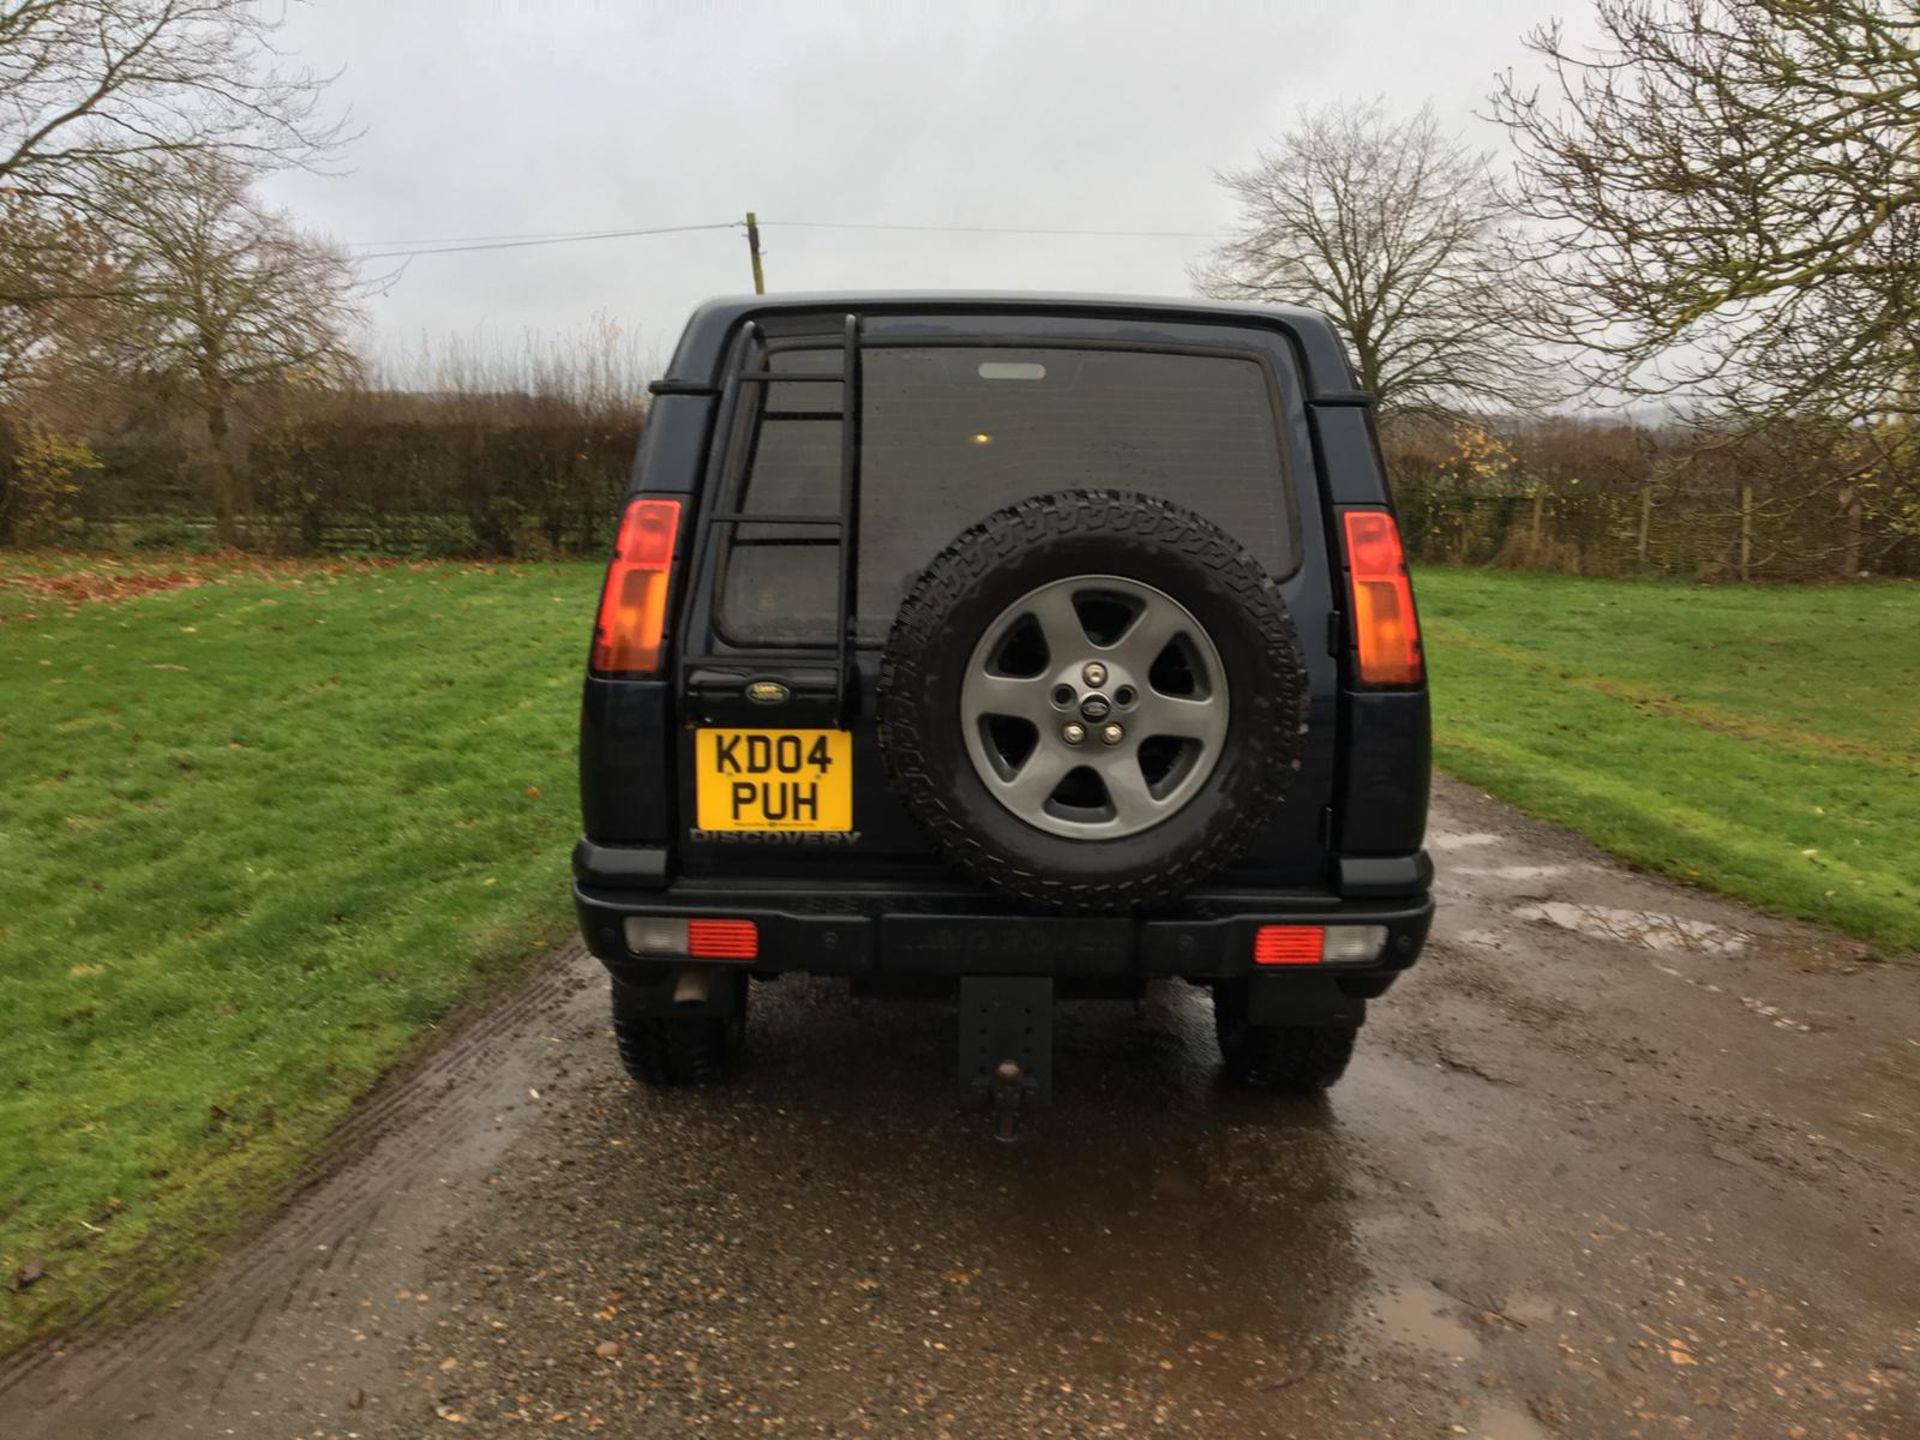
[591,497,681,675]
[1254,925,1325,965]
[687,919,759,959]
[1342,510,1423,686]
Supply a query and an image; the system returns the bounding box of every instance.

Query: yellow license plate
[694,729,853,831]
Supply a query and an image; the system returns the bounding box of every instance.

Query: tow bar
[959,977,1053,1141]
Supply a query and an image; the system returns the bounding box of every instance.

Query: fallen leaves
[0,567,202,616]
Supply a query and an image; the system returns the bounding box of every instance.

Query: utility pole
[745,211,765,295]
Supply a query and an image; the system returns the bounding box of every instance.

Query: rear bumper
[573,877,1432,991]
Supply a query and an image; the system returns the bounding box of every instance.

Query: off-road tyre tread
[878,490,1308,911]
[612,989,745,1087]
[1215,1014,1357,1094]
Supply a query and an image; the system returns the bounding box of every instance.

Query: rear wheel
[611,976,747,1087]
[1213,990,1356,1094]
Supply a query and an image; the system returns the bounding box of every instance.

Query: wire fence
[1384,419,1920,582]
[6,400,1917,580]
[0,391,640,558]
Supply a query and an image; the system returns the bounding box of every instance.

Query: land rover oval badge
[745,680,790,705]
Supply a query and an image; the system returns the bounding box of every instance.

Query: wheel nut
[1062,722,1087,745]
[1082,661,1108,688]
[1100,723,1125,745]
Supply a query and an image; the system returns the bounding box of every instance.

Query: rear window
[718,344,1293,646]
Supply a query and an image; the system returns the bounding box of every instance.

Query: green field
[0,555,602,1349]
[1418,568,1920,953]
[0,556,1914,1355]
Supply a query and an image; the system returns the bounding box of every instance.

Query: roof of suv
[664,291,1364,403]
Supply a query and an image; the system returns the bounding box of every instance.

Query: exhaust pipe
[672,966,714,1006]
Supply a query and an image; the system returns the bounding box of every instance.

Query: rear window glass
[718,344,1293,646]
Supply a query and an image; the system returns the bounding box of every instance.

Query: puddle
[1500,1293,1561,1327]
[1737,994,1814,1032]
[1355,1212,1413,1244]
[1647,962,1818,1033]
[1431,831,1503,852]
[1475,1401,1555,1440]
[1371,1280,1482,1358]
[1452,863,1579,881]
[1513,901,1748,956]
[1455,927,1512,951]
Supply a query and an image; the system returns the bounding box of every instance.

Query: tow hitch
[960,977,1052,1141]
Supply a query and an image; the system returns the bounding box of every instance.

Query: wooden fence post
[1842,485,1864,578]
[1738,482,1754,582]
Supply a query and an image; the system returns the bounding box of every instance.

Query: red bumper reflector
[687,918,759,959]
[1253,925,1325,965]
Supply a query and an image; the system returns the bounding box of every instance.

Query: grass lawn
[0,554,602,1350]
[1418,568,1920,954]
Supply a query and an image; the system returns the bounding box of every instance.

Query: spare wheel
[876,489,1309,911]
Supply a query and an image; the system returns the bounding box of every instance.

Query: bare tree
[0,0,341,194]
[1491,0,1920,430]
[88,152,363,536]
[1194,100,1547,416]
[0,0,343,309]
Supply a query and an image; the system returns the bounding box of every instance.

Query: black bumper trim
[575,883,1432,987]
[573,837,669,889]
[1337,851,1432,897]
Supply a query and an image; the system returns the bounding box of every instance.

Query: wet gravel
[8,777,1917,1438]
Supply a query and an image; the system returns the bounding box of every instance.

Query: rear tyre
[611,977,747,1087]
[1213,994,1356,1094]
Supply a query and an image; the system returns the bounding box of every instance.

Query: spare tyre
[877,490,1308,911]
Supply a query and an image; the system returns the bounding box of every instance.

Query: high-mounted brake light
[591,497,681,675]
[1341,510,1423,686]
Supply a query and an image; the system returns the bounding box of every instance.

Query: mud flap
[1241,972,1366,1028]
[960,977,1053,1111]
[611,966,746,1020]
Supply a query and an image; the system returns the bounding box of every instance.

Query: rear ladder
[677,313,864,726]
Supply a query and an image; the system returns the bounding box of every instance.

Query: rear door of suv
[671,308,1340,890]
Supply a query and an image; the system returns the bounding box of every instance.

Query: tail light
[1251,924,1388,966]
[622,916,760,960]
[591,497,681,675]
[687,919,759,959]
[1254,925,1324,965]
[1341,510,1423,686]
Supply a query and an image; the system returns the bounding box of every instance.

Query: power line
[349,225,654,248]
[352,221,739,259]
[767,220,1226,239]
[346,217,1225,259]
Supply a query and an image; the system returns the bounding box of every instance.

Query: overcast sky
[260,0,1574,371]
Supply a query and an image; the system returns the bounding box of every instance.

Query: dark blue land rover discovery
[573,293,1432,1111]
